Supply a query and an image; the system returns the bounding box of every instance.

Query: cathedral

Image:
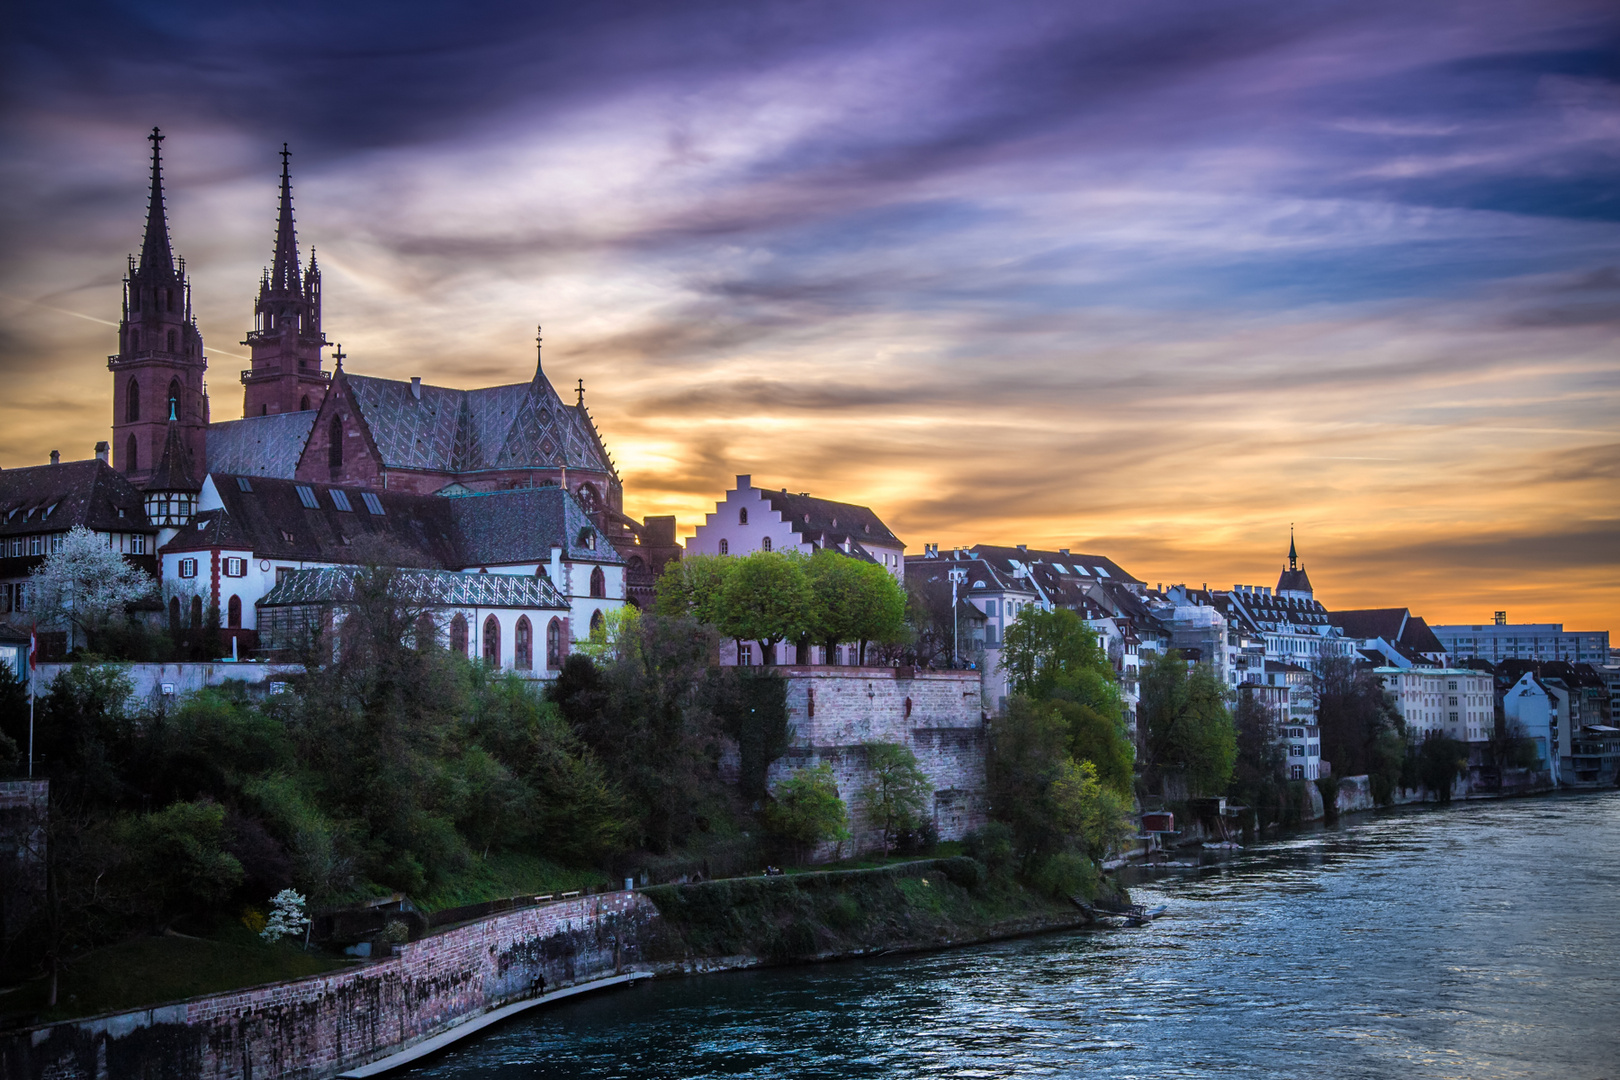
[105,129,678,605]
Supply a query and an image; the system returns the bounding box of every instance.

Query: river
[404,791,1619,1079]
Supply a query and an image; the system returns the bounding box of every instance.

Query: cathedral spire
[138,127,176,278]
[270,143,301,293]
[535,325,544,378]
[1288,525,1298,571]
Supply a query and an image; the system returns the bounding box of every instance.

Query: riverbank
[0,858,1096,1080]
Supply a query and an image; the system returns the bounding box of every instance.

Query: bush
[936,855,985,889]
[964,822,1015,875]
[1029,851,1099,901]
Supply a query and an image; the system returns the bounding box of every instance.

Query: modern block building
[1433,617,1609,666]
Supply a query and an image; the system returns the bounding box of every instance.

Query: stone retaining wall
[2,891,659,1080]
[774,668,988,851]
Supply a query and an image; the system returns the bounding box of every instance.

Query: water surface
[406,792,1619,1079]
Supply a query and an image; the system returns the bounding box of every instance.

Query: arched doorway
[227,595,242,629]
[483,615,501,667]
[168,596,181,636]
[190,595,203,629]
[515,616,533,670]
[449,614,468,655]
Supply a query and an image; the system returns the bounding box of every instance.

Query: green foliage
[1139,650,1236,797]
[653,553,734,625]
[963,822,1015,875]
[1001,607,1111,704]
[1314,654,1404,782]
[1029,851,1100,901]
[709,669,794,802]
[114,801,245,928]
[1416,734,1468,803]
[859,742,933,852]
[719,550,813,662]
[1228,692,1287,826]
[764,764,851,856]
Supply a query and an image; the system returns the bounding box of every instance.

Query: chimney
[1017,543,1027,552]
[1059,548,1071,556]
[50,450,60,465]
[736,474,751,490]
[95,441,109,465]
[410,377,422,400]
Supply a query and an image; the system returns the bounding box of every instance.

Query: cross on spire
[535,324,544,376]
[576,378,585,406]
[332,343,346,369]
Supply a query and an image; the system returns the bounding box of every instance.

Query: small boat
[1074,897,1168,927]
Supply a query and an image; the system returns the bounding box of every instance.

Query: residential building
[1244,660,1321,780]
[1433,616,1609,666]
[1330,608,1448,668]
[1377,667,1495,744]
[0,451,158,634]
[1501,671,1560,782]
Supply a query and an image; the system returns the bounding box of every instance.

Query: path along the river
[404,791,1620,1079]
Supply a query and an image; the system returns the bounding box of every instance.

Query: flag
[28,625,38,672]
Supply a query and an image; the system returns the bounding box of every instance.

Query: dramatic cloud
[2,0,1617,630]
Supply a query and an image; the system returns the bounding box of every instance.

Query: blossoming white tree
[28,526,155,653]
[261,888,309,944]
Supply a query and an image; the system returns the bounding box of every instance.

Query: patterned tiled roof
[759,488,903,551]
[344,371,614,476]
[259,565,567,609]
[206,412,318,478]
[446,485,623,566]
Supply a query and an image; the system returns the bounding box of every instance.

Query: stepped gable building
[689,475,906,578]
[95,131,679,606]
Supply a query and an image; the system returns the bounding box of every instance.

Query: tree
[1229,691,1287,825]
[846,559,909,665]
[114,800,245,929]
[764,764,850,858]
[261,888,309,944]
[653,553,733,625]
[1314,655,1404,801]
[1001,607,1111,702]
[859,742,932,852]
[573,605,641,662]
[1138,650,1236,798]
[1416,733,1467,803]
[28,526,155,653]
[719,550,812,665]
[806,549,867,662]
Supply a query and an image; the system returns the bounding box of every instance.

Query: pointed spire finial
[1288,524,1297,570]
[269,142,302,294]
[576,378,585,406]
[139,126,176,277]
[535,324,545,377]
[332,343,345,370]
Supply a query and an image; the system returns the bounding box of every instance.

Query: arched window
[739,507,748,525]
[483,615,501,667]
[415,613,437,650]
[718,538,729,555]
[761,536,772,552]
[589,566,605,598]
[546,618,563,669]
[590,610,604,636]
[167,329,177,352]
[328,417,343,469]
[227,595,242,628]
[190,595,203,630]
[167,379,181,422]
[126,434,138,472]
[168,596,181,635]
[449,614,468,655]
[126,379,140,423]
[515,616,533,670]
[300,396,310,411]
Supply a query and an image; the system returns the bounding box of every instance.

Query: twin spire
[139,127,176,279]
[269,143,302,293]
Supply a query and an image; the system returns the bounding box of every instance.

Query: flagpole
[28,623,37,778]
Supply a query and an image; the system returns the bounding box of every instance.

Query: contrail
[0,292,252,359]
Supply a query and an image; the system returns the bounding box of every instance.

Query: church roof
[207,412,319,478]
[445,486,624,566]
[259,565,567,610]
[144,422,201,493]
[343,372,614,478]
[1276,567,1314,595]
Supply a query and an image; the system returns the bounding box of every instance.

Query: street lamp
[948,567,968,668]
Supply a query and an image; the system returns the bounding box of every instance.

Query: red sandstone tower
[240,145,329,418]
[108,128,209,484]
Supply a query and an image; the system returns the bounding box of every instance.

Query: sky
[2,0,1617,633]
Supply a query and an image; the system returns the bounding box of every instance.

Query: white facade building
[1502,671,1560,783]
[1377,667,1495,744]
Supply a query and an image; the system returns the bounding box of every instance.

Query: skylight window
[296,485,319,509]
[330,489,353,512]
[361,492,385,515]
[236,477,253,492]
[1094,567,1110,578]
[1074,565,1090,576]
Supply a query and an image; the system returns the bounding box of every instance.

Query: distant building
[1501,671,1560,782]
[1330,608,1448,668]
[1377,667,1495,744]
[1433,616,1609,666]
[1241,660,1321,780]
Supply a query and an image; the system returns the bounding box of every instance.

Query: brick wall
[2,891,660,1080]
[771,668,988,851]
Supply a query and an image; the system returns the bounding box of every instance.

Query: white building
[1433,617,1609,666]
[1377,667,1495,744]
[1501,671,1560,783]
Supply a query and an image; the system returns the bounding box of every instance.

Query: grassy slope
[643,857,1084,964]
[412,851,608,912]
[1,935,350,1026]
